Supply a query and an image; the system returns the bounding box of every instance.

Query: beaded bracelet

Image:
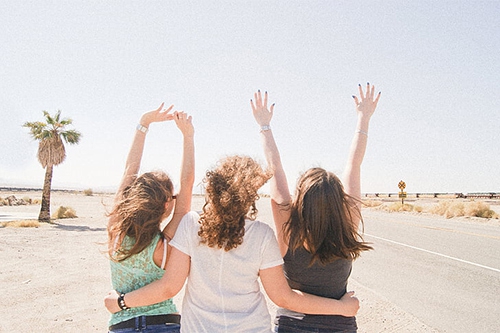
[117,293,130,311]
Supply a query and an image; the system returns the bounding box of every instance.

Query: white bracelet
[136,124,148,134]
[260,125,271,132]
[356,130,368,136]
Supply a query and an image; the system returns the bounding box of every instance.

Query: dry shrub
[52,206,77,219]
[22,196,33,204]
[391,203,413,212]
[429,200,498,219]
[362,200,384,208]
[464,201,497,219]
[378,202,422,213]
[32,199,41,204]
[0,220,40,228]
[83,188,93,196]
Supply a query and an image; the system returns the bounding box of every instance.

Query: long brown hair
[285,168,372,265]
[198,155,272,251]
[108,171,174,261]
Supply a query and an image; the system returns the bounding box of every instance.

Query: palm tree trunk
[38,164,53,222]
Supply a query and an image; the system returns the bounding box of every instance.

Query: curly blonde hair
[198,155,272,251]
[108,171,174,261]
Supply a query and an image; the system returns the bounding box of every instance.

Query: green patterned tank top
[109,233,177,326]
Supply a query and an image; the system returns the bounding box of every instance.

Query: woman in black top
[252,84,380,332]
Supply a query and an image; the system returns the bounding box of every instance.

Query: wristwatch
[136,124,148,134]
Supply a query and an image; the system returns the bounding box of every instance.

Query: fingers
[254,90,262,108]
[156,102,165,112]
[251,90,271,109]
[358,84,365,99]
[173,111,193,124]
[352,95,359,106]
[163,104,174,114]
[174,111,185,120]
[356,83,381,102]
[374,91,381,106]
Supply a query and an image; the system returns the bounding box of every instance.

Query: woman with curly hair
[252,86,379,332]
[106,103,194,333]
[105,155,360,332]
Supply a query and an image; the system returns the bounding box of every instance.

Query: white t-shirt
[170,211,284,333]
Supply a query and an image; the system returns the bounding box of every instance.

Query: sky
[1,1,499,195]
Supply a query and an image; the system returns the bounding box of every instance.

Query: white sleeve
[260,226,284,270]
[170,211,200,257]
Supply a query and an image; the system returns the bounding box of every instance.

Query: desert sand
[3,190,491,332]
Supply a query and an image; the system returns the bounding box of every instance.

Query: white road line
[365,233,500,274]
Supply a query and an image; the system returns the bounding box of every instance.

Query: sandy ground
[1,190,497,332]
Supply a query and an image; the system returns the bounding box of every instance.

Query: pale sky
[1,1,499,194]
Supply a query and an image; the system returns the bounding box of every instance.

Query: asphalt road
[351,209,500,332]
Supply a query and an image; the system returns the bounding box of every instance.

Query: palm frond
[54,110,62,123]
[23,121,48,139]
[59,118,73,126]
[61,129,82,144]
[43,111,55,126]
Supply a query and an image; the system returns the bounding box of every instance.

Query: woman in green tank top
[106,103,195,333]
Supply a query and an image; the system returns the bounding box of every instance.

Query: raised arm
[162,111,195,241]
[109,103,174,229]
[104,246,190,313]
[251,90,291,256]
[342,83,381,229]
[260,265,359,317]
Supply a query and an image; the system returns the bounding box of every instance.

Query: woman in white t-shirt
[105,155,359,332]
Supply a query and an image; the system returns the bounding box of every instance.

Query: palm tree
[23,110,81,222]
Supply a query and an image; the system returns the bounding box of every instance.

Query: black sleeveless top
[283,247,352,299]
[278,247,357,331]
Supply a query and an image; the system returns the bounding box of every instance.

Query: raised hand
[140,103,175,127]
[173,111,194,138]
[251,90,274,127]
[352,83,381,119]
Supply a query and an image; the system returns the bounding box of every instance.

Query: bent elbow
[270,293,291,310]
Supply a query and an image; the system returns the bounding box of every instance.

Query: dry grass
[0,220,40,228]
[364,199,498,220]
[362,200,384,208]
[429,200,498,219]
[83,188,93,196]
[0,196,40,205]
[376,202,423,213]
[52,206,77,219]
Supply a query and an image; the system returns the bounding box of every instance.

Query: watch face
[137,124,148,133]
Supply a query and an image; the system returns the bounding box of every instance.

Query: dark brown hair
[198,155,272,251]
[108,171,174,261]
[285,167,372,265]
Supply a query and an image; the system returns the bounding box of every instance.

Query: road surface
[352,209,500,332]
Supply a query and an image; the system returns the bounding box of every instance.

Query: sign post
[398,180,407,205]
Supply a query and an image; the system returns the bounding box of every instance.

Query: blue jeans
[275,315,357,333]
[109,316,180,333]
